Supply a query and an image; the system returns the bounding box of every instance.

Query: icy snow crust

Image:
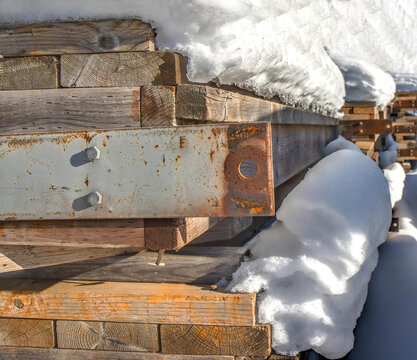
[228,149,391,358]
[1,0,417,115]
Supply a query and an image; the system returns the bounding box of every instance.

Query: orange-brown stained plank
[0,87,141,134]
[60,51,188,88]
[0,280,256,326]
[0,56,59,90]
[0,347,235,360]
[0,19,155,57]
[0,318,54,348]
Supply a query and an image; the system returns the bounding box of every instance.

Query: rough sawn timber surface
[60,51,188,88]
[0,19,155,57]
[0,318,54,348]
[0,347,234,360]
[161,324,271,356]
[0,56,59,90]
[141,86,176,127]
[0,280,256,326]
[0,247,241,285]
[56,320,159,352]
[0,246,140,274]
[0,88,141,134]
[176,85,337,126]
[0,219,145,248]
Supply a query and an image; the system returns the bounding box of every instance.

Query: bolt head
[85,146,101,161]
[87,191,103,206]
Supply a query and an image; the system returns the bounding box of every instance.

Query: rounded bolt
[13,298,24,309]
[85,146,101,162]
[87,191,103,206]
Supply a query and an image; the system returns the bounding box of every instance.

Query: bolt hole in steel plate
[238,159,259,179]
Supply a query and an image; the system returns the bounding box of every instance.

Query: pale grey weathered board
[0,247,241,284]
[0,19,155,57]
[0,87,141,134]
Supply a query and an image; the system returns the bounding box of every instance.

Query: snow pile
[383,162,406,207]
[1,1,417,116]
[323,135,362,157]
[228,149,391,358]
[332,55,396,109]
[379,135,399,169]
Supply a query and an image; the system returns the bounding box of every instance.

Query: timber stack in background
[0,19,337,359]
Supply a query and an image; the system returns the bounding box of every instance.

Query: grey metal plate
[0,123,274,220]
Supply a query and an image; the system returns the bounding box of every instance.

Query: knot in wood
[13,298,24,309]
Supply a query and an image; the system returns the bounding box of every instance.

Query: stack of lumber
[340,101,392,164]
[390,92,417,166]
[0,19,337,359]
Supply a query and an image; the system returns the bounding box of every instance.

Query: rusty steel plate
[0,123,274,220]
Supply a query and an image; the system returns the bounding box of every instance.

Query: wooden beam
[0,88,141,134]
[141,86,176,127]
[144,217,222,250]
[0,19,155,57]
[190,217,253,246]
[0,56,58,90]
[60,52,187,88]
[161,324,271,356]
[0,219,144,248]
[0,247,140,274]
[0,347,235,360]
[176,85,337,126]
[0,318,54,348]
[0,280,256,326]
[56,321,159,352]
[0,247,242,285]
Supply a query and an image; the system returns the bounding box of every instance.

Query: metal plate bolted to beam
[0,123,274,220]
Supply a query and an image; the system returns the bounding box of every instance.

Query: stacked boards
[0,19,336,359]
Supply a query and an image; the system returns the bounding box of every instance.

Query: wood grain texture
[271,124,336,186]
[141,86,176,127]
[0,56,58,90]
[0,318,54,348]
[0,347,234,360]
[0,247,242,285]
[176,85,337,126]
[191,217,253,246]
[144,217,221,250]
[161,324,270,356]
[0,88,141,134]
[56,321,158,352]
[0,280,256,326]
[0,219,144,248]
[0,19,155,57]
[60,52,187,88]
[0,246,140,274]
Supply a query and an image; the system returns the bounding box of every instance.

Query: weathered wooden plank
[0,347,234,360]
[0,19,155,57]
[144,217,222,250]
[342,113,372,120]
[161,324,270,356]
[271,124,336,186]
[0,88,141,134]
[0,247,242,285]
[0,247,140,274]
[190,217,253,246]
[0,219,144,248]
[0,318,54,348]
[141,86,176,127]
[176,85,337,126]
[0,56,58,90]
[0,280,256,326]
[56,321,158,352]
[60,52,187,88]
